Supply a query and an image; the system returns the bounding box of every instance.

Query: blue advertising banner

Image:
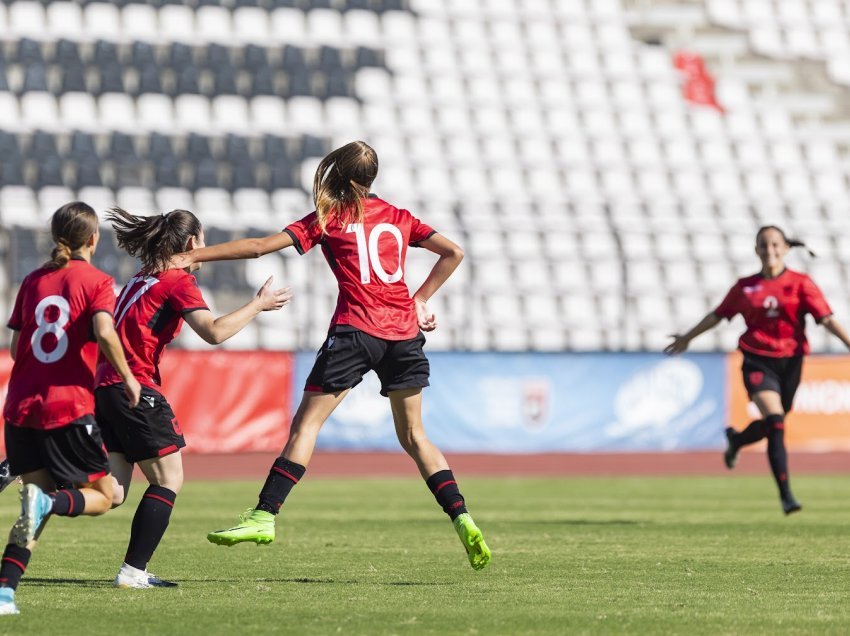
[294,352,728,452]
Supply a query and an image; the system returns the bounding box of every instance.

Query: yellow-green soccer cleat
[453,513,491,571]
[207,509,275,546]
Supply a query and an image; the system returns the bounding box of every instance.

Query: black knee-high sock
[50,488,86,517]
[765,414,792,499]
[0,544,31,591]
[426,470,468,520]
[124,486,177,571]
[256,458,306,515]
[732,419,768,449]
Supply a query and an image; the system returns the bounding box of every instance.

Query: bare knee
[397,428,429,455]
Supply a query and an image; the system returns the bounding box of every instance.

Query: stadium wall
[1,350,849,454]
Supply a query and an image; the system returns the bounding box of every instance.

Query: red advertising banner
[0,350,293,454]
[728,352,850,451]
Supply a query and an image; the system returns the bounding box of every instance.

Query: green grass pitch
[1,475,849,635]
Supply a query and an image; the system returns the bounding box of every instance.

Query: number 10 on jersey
[346,223,404,284]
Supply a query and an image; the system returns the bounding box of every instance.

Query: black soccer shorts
[305,326,430,397]
[741,351,803,413]
[95,384,185,463]
[5,415,110,488]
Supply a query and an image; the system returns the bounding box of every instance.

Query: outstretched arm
[171,232,295,269]
[183,277,292,345]
[820,315,850,351]
[664,311,722,355]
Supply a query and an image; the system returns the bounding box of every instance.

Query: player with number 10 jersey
[175,141,491,571]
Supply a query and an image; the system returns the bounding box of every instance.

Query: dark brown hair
[107,207,203,273]
[47,201,99,269]
[756,225,816,257]
[312,140,378,233]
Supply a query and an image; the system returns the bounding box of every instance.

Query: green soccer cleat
[453,513,491,571]
[207,509,275,546]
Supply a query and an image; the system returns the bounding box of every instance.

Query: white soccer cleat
[0,588,19,615]
[114,563,177,588]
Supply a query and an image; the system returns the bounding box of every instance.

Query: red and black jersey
[714,268,832,357]
[284,196,436,340]
[4,258,115,429]
[96,269,208,389]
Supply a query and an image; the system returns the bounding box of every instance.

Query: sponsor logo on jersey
[142,395,155,408]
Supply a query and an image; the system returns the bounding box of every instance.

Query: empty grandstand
[0,0,848,353]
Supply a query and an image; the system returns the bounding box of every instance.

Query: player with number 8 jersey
[174,141,491,571]
[0,202,141,617]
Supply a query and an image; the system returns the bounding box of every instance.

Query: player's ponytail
[108,207,202,273]
[47,201,99,270]
[312,140,378,234]
[756,225,817,258]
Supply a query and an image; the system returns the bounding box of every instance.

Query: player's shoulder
[71,259,113,286]
[735,272,763,289]
[366,195,411,220]
[781,268,811,283]
[157,268,199,287]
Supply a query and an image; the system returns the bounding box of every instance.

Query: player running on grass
[665,225,850,514]
[0,203,141,616]
[173,141,490,570]
[94,208,291,589]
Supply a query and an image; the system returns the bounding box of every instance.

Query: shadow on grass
[22,578,113,588]
[24,576,455,588]
[526,519,644,526]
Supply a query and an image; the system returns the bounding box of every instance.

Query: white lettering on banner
[793,380,850,414]
[610,358,703,435]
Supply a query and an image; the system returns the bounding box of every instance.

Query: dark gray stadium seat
[173,66,198,95]
[110,132,137,160]
[0,161,25,187]
[36,157,64,188]
[268,161,296,189]
[250,67,275,96]
[94,41,119,67]
[17,39,44,65]
[30,131,58,160]
[136,66,164,95]
[147,133,175,161]
[213,66,238,95]
[132,42,157,69]
[73,161,103,188]
[225,135,251,162]
[155,157,182,188]
[60,64,88,93]
[69,131,98,161]
[21,64,49,93]
[98,62,126,94]
[187,134,213,161]
[192,158,220,190]
[243,45,269,71]
[56,40,83,66]
[0,63,8,92]
[230,162,258,190]
[169,43,194,70]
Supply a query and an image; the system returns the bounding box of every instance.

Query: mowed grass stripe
[0,476,848,635]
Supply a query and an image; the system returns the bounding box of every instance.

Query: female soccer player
[174,141,490,570]
[94,208,291,589]
[0,202,141,616]
[665,225,850,514]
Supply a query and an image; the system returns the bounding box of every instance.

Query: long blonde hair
[312,141,378,233]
